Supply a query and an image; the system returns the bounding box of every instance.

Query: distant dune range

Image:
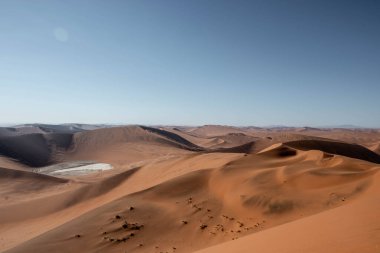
[0,125,201,168]
[0,124,379,253]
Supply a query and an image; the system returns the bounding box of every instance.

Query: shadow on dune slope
[285,140,380,164]
[212,138,380,165]
[211,141,256,154]
[140,126,204,151]
[0,133,74,167]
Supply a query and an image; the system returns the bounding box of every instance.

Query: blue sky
[1,0,379,127]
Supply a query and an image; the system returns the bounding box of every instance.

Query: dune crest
[0,125,379,253]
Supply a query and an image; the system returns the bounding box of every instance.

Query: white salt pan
[50,163,112,175]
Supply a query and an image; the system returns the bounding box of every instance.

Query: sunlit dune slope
[370,142,380,155]
[0,151,241,252]
[186,125,249,137]
[164,127,257,149]
[62,126,202,166]
[5,143,379,253]
[195,166,380,253]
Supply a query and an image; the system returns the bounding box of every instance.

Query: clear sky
[1,0,379,127]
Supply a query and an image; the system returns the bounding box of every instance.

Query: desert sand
[0,124,379,253]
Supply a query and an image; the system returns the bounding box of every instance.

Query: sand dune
[0,151,240,251]
[205,133,258,149]
[285,139,380,164]
[186,125,249,137]
[195,168,380,253]
[0,166,70,221]
[0,125,201,169]
[0,133,74,167]
[4,139,379,253]
[164,127,256,149]
[0,127,45,138]
[163,127,220,147]
[0,167,68,198]
[140,126,202,150]
[1,125,379,253]
[0,134,55,167]
[370,142,380,155]
[0,157,26,171]
[247,127,380,148]
[62,126,200,168]
[12,124,87,133]
[0,124,87,138]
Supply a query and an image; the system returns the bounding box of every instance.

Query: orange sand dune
[62,126,202,166]
[0,167,68,204]
[285,139,380,164]
[165,127,256,149]
[4,142,380,253]
[370,142,380,155]
[0,157,26,171]
[186,125,249,137]
[0,126,202,169]
[196,168,380,253]
[164,127,220,147]
[1,126,380,253]
[0,151,241,252]
[246,127,380,148]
